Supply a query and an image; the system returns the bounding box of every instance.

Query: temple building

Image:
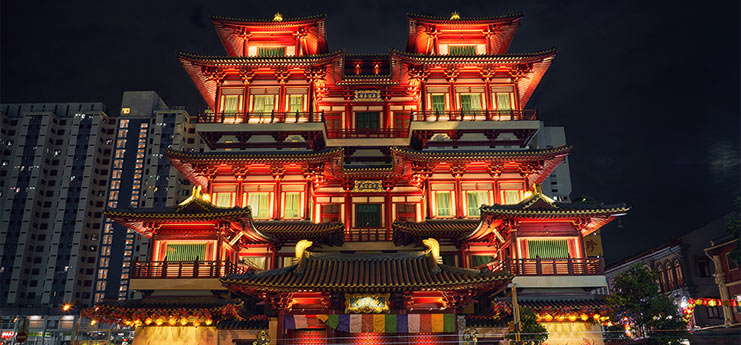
[89,11,629,345]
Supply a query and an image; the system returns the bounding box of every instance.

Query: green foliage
[607,264,688,345]
[505,307,548,345]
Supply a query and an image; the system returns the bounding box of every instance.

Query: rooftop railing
[131,259,245,279]
[483,257,604,276]
[197,111,324,124]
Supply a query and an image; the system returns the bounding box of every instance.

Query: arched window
[657,265,666,292]
[674,259,683,287]
[665,262,675,290]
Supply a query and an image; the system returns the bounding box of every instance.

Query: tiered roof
[222,251,511,293]
[406,12,523,55]
[211,14,328,57]
[393,220,480,245]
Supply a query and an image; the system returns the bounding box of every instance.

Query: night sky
[2,0,739,264]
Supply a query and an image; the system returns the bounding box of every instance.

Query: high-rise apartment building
[0,91,202,344]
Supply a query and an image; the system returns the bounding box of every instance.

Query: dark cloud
[1,0,738,264]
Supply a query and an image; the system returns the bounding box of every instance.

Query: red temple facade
[90,12,629,345]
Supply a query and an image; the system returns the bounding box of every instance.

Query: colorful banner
[283,314,456,333]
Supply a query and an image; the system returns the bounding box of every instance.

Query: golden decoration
[345,293,391,313]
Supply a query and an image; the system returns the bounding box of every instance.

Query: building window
[466,191,489,217]
[430,94,446,112]
[502,190,521,205]
[448,45,477,55]
[283,192,302,219]
[493,93,514,111]
[355,204,381,228]
[526,239,570,259]
[458,94,483,111]
[321,204,341,223]
[706,306,722,319]
[396,203,416,222]
[434,191,453,217]
[727,252,739,270]
[252,95,275,113]
[674,259,684,286]
[471,254,494,267]
[657,265,666,292]
[696,258,712,277]
[241,256,266,270]
[220,94,242,113]
[355,111,380,130]
[665,262,675,290]
[257,47,286,57]
[246,192,271,219]
[165,243,206,261]
[288,95,305,113]
[214,192,234,207]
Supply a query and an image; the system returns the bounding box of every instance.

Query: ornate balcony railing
[483,257,604,276]
[131,259,246,279]
[325,128,409,139]
[404,109,537,122]
[346,228,391,242]
[197,111,324,124]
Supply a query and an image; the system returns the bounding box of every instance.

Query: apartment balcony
[483,257,608,289]
[130,260,247,290]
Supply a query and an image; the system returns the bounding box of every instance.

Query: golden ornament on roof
[273,12,283,22]
[450,11,461,20]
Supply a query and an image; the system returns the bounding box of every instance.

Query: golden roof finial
[295,240,313,259]
[273,12,283,22]
[450,11,460,20]
[179,185,210,206]
[423,238,441,263]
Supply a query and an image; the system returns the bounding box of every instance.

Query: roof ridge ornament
[273,12,283,22]
[422,238,442,264]
[179,185,210,206]
[450,11,461,20]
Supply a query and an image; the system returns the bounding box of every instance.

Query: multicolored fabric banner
[284,314,456,333]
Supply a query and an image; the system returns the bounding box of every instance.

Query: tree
[726,197,740,265]
[607,264,687,345]
[506,307,548,345]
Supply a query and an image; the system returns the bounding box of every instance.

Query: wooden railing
[484,257,604,276]
[197,111,324,124]
[403,109,537,122]
[131,260,245,279]
[325,128,409,139]
[346,228,391,242]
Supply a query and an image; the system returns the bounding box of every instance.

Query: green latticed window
[471,255,494,267]
[165,243,206,261]
[356,204,381,228]
[448,45,477,55]
[527,239,569,259]
[257,47,286,57]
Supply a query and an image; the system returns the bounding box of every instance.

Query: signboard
[352,180,384,193]
[0,331,14,339]
[353,90,382,102]
[345,293,391,313]
[584,231,603,257]
[15,331,27,343]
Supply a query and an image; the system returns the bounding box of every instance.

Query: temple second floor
[105,185,626,291]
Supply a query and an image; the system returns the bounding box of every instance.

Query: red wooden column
[272,166,284,220]
[425,179,433,219]
[384,189,392,240]
[344,99,352,130]
[454,176,463,218]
